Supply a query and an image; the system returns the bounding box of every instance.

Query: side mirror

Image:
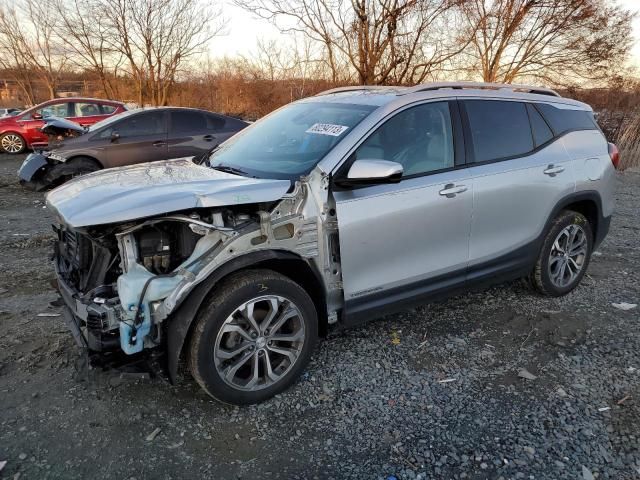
[32,112,42,120]
[335,159,403,188]
[110,131,120,142]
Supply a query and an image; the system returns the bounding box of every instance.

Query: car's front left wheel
[0,132,26,154]
[188,269,318,405]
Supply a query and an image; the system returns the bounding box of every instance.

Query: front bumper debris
[55,263,122,352]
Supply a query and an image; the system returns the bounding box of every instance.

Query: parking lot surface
[0,153,638,479]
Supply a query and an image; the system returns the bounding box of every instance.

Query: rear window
[464,100,533,163]
[526,103,554,147]
[100,104,117,114]
[74,102,101,117]
[535,103,598,135]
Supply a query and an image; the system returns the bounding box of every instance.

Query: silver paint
[51,85,613,360]
[45,158,291,227]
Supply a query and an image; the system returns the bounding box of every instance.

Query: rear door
[462,99,575,279]
[168,111,246,159]
[205,112,247,143]
[333,100,473,317]
[103,110,168,167]
[167,110,216,158]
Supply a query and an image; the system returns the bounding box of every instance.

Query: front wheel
[43,157,101,188]
[188,269,318,405]
[0,132,26,154]
[531,210,593,296]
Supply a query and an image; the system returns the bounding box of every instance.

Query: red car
[0,97,127,154]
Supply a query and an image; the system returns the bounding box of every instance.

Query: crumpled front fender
[17,153,49,182]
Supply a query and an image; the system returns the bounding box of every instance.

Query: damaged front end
[48,159,342,381]
[40,116,86,148]
[18,117,87,190]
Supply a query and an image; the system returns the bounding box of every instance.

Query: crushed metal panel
[45,158,291,228]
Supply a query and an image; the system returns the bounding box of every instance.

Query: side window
[205,113,226,131]
[114,111,165,137]
[74,102,101,117]
[526,103,553,147]
[28,102,72,119]
[464,100,533,163]
[535,103,599,135]
[100,104,117,114]
[353,102,454,177]
[170,111,207,134]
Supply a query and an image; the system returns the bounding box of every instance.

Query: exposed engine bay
[40,116,85,149]
[52,176,343,378]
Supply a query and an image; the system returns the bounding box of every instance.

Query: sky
[212,0,640,67]
[621,0,640,66]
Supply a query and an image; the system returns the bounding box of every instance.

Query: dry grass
[617,115,640,170]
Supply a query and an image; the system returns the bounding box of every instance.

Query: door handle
[152,141,166,147]
[543,164,565,176]
[439,183,468,197]
[203,134,216,141]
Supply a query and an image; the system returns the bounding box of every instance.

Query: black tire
[0,132,26,154]
[43,156,101,187]
[531,210,593,297]
[188,269,318,405]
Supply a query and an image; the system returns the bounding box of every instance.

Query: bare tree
[238,38,329,100]
[54,0,124,98]
[0,0,69,100]
[235,0,465,85]
[459,0,635,85]
[99,0,224,106]
[0,7,37,104]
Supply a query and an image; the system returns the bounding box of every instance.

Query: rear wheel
[0,132,26,154]
[188,269,318,405]
[531,210,593,296]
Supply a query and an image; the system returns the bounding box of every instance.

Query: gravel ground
[0,153,639,480]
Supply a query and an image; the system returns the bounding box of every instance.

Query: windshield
[208,102,377,180]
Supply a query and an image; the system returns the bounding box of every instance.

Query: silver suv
[47,82,617,405]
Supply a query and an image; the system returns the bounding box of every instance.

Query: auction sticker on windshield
[306,123,349,136]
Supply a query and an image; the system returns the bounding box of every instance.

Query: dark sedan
[18,107,248,190]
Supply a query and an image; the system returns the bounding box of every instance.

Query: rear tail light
[608,142,620,169]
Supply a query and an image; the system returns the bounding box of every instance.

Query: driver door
[332,101,473,320]
[103,110,168,167]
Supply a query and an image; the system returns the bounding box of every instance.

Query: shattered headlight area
[54,224,125,352]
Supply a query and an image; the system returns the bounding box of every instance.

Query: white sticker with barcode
[305,123,349,136]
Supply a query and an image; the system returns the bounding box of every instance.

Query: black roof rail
[402,81,561,97]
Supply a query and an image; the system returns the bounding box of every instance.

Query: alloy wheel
[213,295,306,391]
[1,134,24,153]
[548,224,588,288]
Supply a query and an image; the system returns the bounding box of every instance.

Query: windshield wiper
[194,144,222,165]
[212,164,253,177]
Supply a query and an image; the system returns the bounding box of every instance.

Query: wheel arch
[551,191,604,246]
[66,154,104,169]
[166,249,328,384]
